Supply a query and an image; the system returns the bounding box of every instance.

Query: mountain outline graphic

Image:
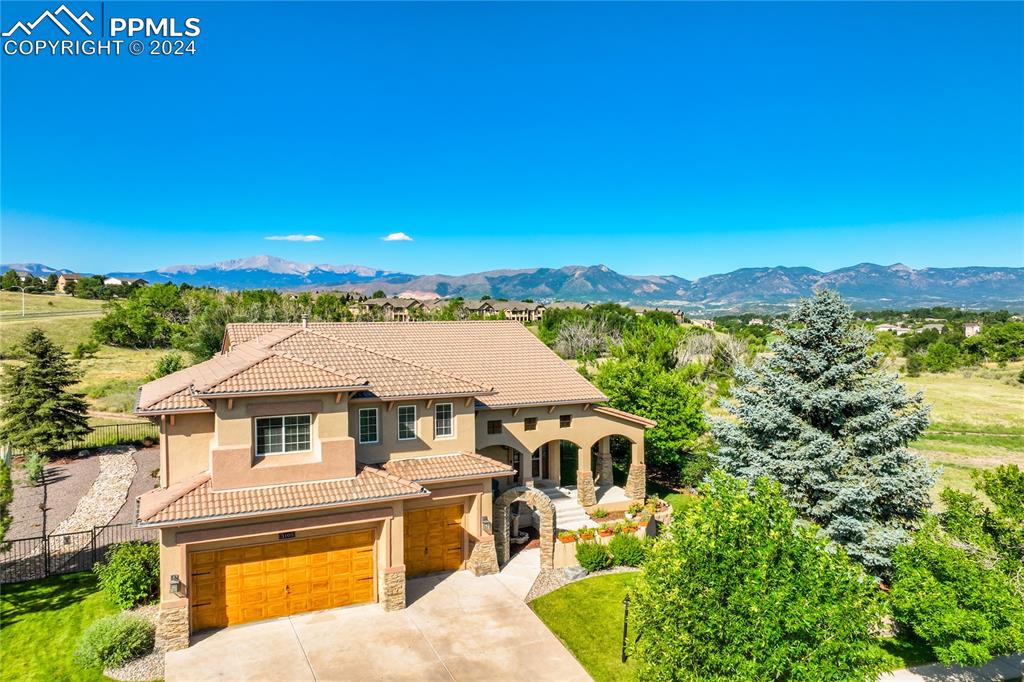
[2,4,94,37]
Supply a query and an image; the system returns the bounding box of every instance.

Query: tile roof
[137,466,427,526]
[223,322,608,409]
[382,452,515,483]
[135,325,494,414]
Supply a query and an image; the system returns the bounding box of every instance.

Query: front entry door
[404,504,464,577]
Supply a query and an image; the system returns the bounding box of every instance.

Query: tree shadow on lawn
[0,572,102,628]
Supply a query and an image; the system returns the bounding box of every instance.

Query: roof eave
[137,488,430,528]
[191,386,368,399]
[415,471,515,485]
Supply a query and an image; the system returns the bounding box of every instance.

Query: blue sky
[2,1,1021,278]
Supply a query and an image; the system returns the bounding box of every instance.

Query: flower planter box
[557,536,576,544]
[598,530,613,538]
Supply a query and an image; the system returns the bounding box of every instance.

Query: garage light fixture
[169,574,183,596]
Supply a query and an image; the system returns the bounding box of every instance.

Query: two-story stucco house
[134,321,652,650]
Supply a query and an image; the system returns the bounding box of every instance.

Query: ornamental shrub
[575,541,612,572]
[151,352,185,379]
[890,516,1024,666]
[73,613,155,669]
[630,471,887,682]
[94,542,160,609]
[608,532,647,567]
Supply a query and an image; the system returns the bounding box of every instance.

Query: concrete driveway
[164,549,590,682]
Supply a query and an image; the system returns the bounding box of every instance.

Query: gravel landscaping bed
[51,446,137,535]
[8,454,100,539]
[111,446,161,526]
[526,565,639,602]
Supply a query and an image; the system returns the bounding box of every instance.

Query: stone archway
[493,486,556,570]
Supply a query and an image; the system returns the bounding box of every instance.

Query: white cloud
[264,234,324,242]
[382,232,413,242]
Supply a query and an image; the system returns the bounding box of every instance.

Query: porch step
[537,486,597,532]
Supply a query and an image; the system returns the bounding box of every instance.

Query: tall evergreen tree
[0,328,91,455]
[712,290,934,575]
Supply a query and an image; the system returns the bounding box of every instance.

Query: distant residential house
[56,272,82,293]
[875,323,913,336]
[103,276,148,287]
[360,297,423,322]
[632,306,686,324]
[918,323,945,333]
[488,301,545,323]
[747,318,765,326]
[13,269,33,282]
[689,318,715,330]
[463,300,499,317]
[546,301,592,311]
[964,322,982,338]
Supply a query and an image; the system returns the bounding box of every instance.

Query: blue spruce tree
[713,290,934,575]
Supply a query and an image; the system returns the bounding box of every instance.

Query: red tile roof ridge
[267,347,370,387]
[459,450,516,471]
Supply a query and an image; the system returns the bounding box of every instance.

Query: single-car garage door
[405,504,464,577]
[190,528,375,631]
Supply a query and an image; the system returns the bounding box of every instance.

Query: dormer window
[255,415,311,456]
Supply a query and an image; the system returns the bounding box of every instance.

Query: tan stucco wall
[351,398,476,464]
[209,394,356,490]
[475,403,646,470]
[163,413,215,487]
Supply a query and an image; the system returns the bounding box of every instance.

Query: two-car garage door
[190,529,375,631]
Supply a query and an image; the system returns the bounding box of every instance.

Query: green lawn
[0,572,119,682]
[531,573,639,682]
[532,572,937,679]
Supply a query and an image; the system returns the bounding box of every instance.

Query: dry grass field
[0,293,167,414]
[904,363,1023,508]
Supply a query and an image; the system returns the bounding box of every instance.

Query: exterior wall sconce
[169,574,183,597]
[482,516,492,534]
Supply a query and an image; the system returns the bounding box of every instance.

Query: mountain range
[4,256,1022,312]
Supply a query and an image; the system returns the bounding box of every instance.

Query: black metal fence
[4,422,160,464]
[63,422,160,452]
[0,522,158,584]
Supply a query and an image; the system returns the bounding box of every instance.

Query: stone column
[624,463,646,500]
[576,469,597,507]
[467,534,499,576]
[157,605,190,651]
[494,502,509,564]
[382,566,406,611]
[538,505,555,570]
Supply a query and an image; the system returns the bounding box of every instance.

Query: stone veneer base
[467,535,499,576]
[157,606,190,652]
[624,463,646,500]
[382,568,406,611]
[576,469,597,507]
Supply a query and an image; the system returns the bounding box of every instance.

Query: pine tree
[712,290,934,575]
[0,328,91,455]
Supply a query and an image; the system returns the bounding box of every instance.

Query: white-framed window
[255,414,311,456]
[397,405,417,440]
[358,407,379,444]
[434,403,454,439]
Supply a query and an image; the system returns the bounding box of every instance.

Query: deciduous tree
[630,472,887,681]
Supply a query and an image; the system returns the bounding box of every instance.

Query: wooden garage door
[189,529,375,631]
[404,504,464,577]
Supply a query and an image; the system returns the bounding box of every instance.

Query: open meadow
[0,292,164,415]
[904,362,1023,507]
